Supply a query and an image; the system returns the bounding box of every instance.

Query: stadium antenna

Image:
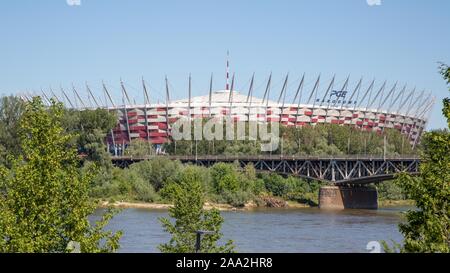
[226,51,230,90]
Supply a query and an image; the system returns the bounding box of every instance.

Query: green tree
[385,64,450,253]
[159,166,235,253]
[0,97,122,253]
[62,108,117,168]
[210,163,240,194]
[0,96,26,165]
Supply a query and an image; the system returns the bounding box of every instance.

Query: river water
[94,206,409,253]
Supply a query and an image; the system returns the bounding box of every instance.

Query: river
[93,206,409,253]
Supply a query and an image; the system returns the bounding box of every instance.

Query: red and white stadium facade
[97,74,434,150]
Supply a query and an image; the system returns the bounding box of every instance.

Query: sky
[0,0,449,129]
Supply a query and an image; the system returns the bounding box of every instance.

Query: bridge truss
[112,155,420,184]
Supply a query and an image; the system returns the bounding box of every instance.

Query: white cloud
[66,0,81,6]
[367,0,382,6]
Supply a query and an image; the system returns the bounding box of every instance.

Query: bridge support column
[319,186,378,210]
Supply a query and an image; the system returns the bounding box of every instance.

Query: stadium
[26,61,435,154]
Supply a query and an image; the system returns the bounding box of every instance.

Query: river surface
[93,206,409,253]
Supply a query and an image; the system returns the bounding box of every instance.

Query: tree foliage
[386,64,450,253]
[158,166,235,253]
[0,96,26,166]
[0,97,122,253]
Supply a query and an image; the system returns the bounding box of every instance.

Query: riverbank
[378,199,415,207]
[98,200,312,211]
[99,199,413,211]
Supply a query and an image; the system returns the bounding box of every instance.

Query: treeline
[161,122,416,157]
[87,157,324,207]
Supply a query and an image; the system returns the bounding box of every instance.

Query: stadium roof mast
[319,74,336,107]
[405,89,425,117]
[397,87,415,115]
[102,81,116,108]
[379,82,398,133]
[246,73,255,121]
[320,75,336,124]
[165,76,173,142]
[189,74,193,120]
[120,79,132,105]
[40,88,51,106]
[357,79,375,109]
[246,73,255,104]
[294,74,305,124]
[348,77,363,111]
[61,86,75,109]
[307,74,321,106]
[72,83,87,109]
[398,87,417,134]
[291,73,305,106]
[262,73,272,104]
[412,97,435,149]
[387,84,407,113]
[142,77,150,105]
[86,82,100,108]
[410,94,435,146]
[379,81,397,112]
[49,86,61,103]
[332,75,350,108]
[208,73,213,117]
[263,73,272,117]
[120,79,132,143]
[367,80,386,111]
[277,73,290,108]
[100,82,116,153]
[228,73,235,117]
[142,77,151,145]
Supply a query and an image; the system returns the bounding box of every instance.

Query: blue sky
[0,0,449,129]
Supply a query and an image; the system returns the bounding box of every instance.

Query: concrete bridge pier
[319,185,378,210]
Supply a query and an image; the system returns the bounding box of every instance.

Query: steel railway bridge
[111,155,420,185]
